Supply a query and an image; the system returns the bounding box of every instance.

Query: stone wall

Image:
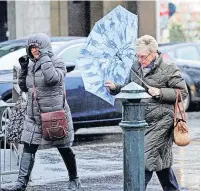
[7,1,51,39]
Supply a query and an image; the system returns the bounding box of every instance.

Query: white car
[0,40,85,71]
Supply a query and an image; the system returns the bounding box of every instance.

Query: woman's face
[136,51,156,68]
[31,46,40,59]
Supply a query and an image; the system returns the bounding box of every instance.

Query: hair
[135,35,158,53]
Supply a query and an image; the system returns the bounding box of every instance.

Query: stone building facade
[4,1,158,41]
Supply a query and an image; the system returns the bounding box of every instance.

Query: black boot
[58,147,81,191]
[1,153,35,191]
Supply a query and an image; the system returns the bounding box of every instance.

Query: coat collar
[28,59,42,73]
[151,53,163,70]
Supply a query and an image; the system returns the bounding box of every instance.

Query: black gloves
[19,55,29,69]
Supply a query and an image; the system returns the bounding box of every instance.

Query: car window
[196,45,200,53]
[52,44,63,52]
[59,44,83,63]
[0,43,26,57]
[176,46,200,61]
[0,48,26,70]
[166,50,175,59]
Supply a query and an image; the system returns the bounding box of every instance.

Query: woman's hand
[19,55,29,69]
[148,87,161,97]
[105,81,116,90]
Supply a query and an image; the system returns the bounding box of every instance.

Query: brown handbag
[173,89,190,146]
[33,83,68,141]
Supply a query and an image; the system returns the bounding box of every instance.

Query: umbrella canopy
[76,5,138,105]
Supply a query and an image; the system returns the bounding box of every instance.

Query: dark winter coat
[111,54,188,171]
[18,33,74,148]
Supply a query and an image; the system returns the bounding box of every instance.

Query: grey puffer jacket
[18,33,74,148]
[112,54,188,171]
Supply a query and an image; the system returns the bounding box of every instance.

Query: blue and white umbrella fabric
[76,5,138,105]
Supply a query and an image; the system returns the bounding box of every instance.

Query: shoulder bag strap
[174,89,187,124]
[177,89,187,122]
[63,84,67,108]
[32,82,41,112]
[174,90,179,124]
[32,57,66,111]
[32,82,66,112]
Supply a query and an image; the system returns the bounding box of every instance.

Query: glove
[19,55,29,69]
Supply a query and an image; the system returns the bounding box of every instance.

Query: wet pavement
[0,111,200,191]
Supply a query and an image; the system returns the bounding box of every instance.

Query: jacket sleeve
[160,64,188,103]
[18,68,28,92]
[39,56,66,86]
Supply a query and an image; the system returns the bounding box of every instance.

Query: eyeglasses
[29,43,39,49]
[135,53,151,60]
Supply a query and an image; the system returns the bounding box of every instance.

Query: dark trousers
[145,168,180,191]
[23,143,78,180]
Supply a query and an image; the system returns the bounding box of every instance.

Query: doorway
[68,1,91,37]
[0,1,8,42]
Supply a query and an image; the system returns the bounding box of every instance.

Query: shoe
[67,178,81,191]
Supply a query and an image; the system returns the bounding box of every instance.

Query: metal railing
[0,72,24,188]
[0,97,21,188]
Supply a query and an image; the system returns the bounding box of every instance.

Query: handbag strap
[174,89,187,124]
[33,82,66,113]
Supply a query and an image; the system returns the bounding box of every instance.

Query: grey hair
[135,35,158,53]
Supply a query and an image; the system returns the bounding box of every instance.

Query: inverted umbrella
[76,5,138,105]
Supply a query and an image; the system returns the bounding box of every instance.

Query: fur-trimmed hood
[26,33,53,60]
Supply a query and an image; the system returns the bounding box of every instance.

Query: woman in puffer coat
[105,35,188,191]
[2,33,81,191]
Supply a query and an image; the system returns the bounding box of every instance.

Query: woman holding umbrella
[105,35,188,191]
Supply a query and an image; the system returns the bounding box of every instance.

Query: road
[0,111,200,191]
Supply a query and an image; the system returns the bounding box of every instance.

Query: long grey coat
[18,33,74,148]
[112,54,188,171]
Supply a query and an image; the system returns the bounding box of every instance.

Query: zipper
[29,63,36,145]
[29,124,36,145]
